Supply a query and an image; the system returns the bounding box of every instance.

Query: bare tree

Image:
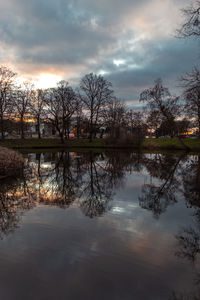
[45,81,76,143]
[103,98,125,139]
[145,110,161,138]
[140,79,179,123]
[177,1,200,38]
[180,67,200,138]
[0,66,16,139]
[140,78,189,150]
[79,73,114,142]
[30,89,46,139]
[74,97,83,139]
[14,82,33,139]
[126,109,147,138]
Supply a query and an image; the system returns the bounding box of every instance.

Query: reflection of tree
[79,152,112,218]
[176,226,200,263]
[174,209,200,300]
[0,175,36,239]
[3,150,196,238]
[26,152,82,208]
[182,155,200,208]
[139,154,184,218]
[27,151,116,216]
[176,209,200,263]
[169,290,200,300]
[173,155,200,299]
[40,152,81,208]
[0,150,139,231]
[105,151,144,183]
[169,154,200,300]
[79,151,143,218]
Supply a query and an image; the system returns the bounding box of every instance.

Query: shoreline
[0,138,200,152]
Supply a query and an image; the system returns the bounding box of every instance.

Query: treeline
[0,64,199,143]
[1,1,200,143]
[0,67,147,142]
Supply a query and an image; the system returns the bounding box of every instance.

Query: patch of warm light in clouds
[33,73,62,89]
[125,0,184,39]
[15,73,63,89]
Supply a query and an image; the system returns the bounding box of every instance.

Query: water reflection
[23,151,146,217]
[0,176,35,238]
[139,154,184,218]
[1,151,200,232]
[182,155,200,208]
[1,150,200,299]
[0,151,136,237]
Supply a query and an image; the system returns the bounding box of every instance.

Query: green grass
[143,137,200,151]
[0,138,105,149]
[1,137,200,152]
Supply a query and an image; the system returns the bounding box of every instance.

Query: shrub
[0,147,24,177]
[104,134,144,147]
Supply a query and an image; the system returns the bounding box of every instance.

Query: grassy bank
[143,138,200,151]
[0,138,104,149]
[0,137,200,151]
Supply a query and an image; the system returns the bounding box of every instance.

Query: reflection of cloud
[0,199,196,300]
[0,151,200,298]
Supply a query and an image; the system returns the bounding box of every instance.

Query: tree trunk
[58,130,64,144]
[37,117,41,139]
[176,136,190,151]
[66,121,70,139]
[100,130,104,139]
[0,115,4,140]
[77,118,80,139]
[59,132,64,143]
[89,121,93,142]
[20,116,24,139]
[169,118,189,151]
[198,116,200,139]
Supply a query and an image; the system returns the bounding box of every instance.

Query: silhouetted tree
[177,1,200,38]
[14,81,34,139]
[104,98,126,139]
[79,73,114,142]
[45,81,76,143]
[126,110,147,142]
[180,67,200,138]
[140,78,189,150]
[145,110,161,138]
[74,97,83,139]
[0,66,16,139]
[30,89,47,138]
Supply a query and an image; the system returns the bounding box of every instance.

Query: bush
[104,134,144,147]
[0,147,24,177]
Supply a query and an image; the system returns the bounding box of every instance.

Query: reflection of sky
[0,203,196,300]
[0,152,199,299]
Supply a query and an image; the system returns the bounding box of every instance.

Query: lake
[0,150,199,300]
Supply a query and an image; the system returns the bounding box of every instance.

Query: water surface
[0,150,199,299]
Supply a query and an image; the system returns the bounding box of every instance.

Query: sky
[0,0,199,108]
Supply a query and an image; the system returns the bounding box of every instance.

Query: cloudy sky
[0,0,198,107]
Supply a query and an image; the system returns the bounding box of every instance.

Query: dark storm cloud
[0,0,197,106]
[107,39,199,89]
[0,0,115,60]
[96,38,198,107]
